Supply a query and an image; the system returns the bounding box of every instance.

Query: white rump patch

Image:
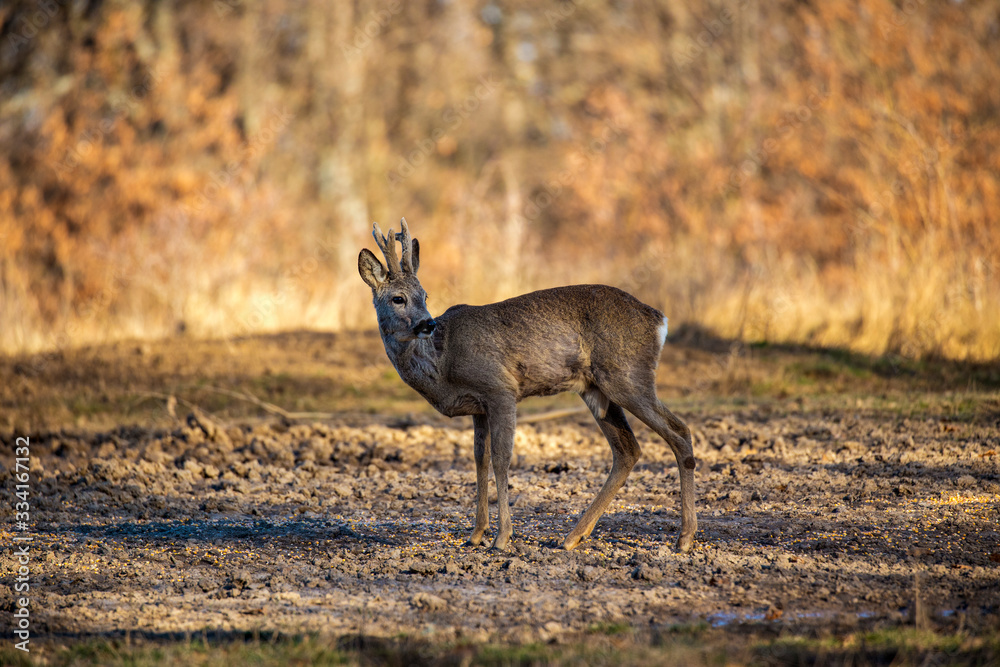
[657,317,669,348]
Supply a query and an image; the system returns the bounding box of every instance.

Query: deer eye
[391,296,406,305]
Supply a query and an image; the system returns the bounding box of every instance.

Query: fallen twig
[201,385,335,420]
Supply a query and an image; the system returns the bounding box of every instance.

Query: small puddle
[706,611,765,627]
[706,609,878,628]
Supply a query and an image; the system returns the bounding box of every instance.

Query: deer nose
[414,318,437,337]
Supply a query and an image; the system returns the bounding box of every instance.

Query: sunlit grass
[5,628,998,667]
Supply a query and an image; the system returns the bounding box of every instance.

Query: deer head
[358,218,436,342]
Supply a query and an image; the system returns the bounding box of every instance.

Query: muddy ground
[2,331,999,647]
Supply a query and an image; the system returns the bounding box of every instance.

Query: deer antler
[372,222,400,276]
[395,218,414,274]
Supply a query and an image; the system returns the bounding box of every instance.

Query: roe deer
[358,219,696,552]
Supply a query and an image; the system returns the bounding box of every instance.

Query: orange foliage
[0,0,997,359]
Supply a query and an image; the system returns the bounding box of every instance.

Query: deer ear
[358,248,387,289]
[411,238,420,274]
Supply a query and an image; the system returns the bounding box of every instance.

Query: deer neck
[381,333,441,391]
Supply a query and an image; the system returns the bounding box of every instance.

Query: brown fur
[360,219,696,552]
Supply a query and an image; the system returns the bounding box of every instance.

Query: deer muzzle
[413,318,437,339]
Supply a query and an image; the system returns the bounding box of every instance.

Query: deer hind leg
[620,394,697,552]
[562,388,641,551]
[465,414,491,547]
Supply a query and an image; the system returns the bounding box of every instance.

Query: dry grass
[1,0,997,359]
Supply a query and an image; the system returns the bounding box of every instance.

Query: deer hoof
[676,534,694,553]
[488,535,512,552]
[560,536,582,551]
[465,526,491,547]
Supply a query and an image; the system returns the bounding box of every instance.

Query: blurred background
[1,0,998,360]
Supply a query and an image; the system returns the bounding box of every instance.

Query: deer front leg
[465,414,491,547]
[486,397,517,551]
